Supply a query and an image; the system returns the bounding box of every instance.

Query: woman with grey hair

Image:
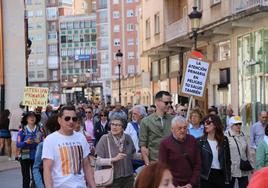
[125,105,147,171]
[96,115,136,188]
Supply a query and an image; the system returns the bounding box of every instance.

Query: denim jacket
[33,142,44,188]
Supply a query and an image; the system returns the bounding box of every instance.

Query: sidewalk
[0,156,20,172]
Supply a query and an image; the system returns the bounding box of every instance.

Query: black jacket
[94,120,110,145]
[198,136,231,184]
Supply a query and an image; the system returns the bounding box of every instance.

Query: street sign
[180,57,211,100]
[75,55,90,61]
[22,87,49,107]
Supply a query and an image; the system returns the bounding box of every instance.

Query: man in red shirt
[159,116,201,188]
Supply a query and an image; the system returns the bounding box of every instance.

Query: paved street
[0,168,22,188]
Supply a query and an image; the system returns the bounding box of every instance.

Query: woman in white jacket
[225,116,253,188]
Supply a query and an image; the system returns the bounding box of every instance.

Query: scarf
[112,133,126,152]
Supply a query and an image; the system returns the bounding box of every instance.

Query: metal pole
[193,30,198,51]
[118,64,121,103]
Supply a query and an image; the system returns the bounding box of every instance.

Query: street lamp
[188,7,202,50]
[116,49,123,103]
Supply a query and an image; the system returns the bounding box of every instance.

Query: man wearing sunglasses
[140,90,174,165]
[42,105,96,188]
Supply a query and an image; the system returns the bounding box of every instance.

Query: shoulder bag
[228,131,253,171]
[94,136,114,186]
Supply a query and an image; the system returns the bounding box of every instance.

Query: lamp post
[116,49,123,103]
[188,7,202,50]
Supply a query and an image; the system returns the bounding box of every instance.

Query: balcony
[232,0,268,14]
[165,18,188,43]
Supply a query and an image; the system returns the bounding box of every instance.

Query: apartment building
[140,0,268,125]
[96,0,111,103]
[59,14,97,104]
[109,0,141,105]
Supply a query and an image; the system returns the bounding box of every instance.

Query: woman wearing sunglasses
[94,110,110,145]
[225,116,253,188]
[199,114,231,188]
[96,115,136,188]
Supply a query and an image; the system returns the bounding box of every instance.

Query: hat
[229,116,242,125]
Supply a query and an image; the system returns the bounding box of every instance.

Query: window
[67,48,73,56]
[74,22,80,29]
[127,38,134,45]
[50,22,57,31]
[114,25,120,32]
[26,0,33,5]
[113,0,119,4]
[100,24,108,36]
[29,71,35,79]
[48,44,57,55]
[61,49,67,56]
[196,0,202,11]
[99,11,108,23]
[36,10,43,17]
[36,47,44,54]
[80,21,85,28]
[99,0,107,9]
[46,7,58,20]
[37,59,44,65]
[128,52,135,59]
[127,9,134,17]
[67,35,72,43]
[215,40,231,61]
[127,24,134,31]
[61,35,66,43]
[48,32,57,40]
[128,65,135,74]
[35,35,43,41]
[36,24,42,29]
[67,22,73,29]
[211,0,221,5]
[145,18,150,39]
[113,39,120,46]
[37,71,45,78]
[28,23,35,30]
[26,10,34,18]
[154,13,160,34]
[85,21,90,28]
[60,22,67,30]
[113,11,120,19]
[127,0,133,3]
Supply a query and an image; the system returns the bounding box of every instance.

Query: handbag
[229,131,253,171]
[94,136,114,186]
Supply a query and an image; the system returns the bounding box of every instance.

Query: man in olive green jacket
[139,91,174,164]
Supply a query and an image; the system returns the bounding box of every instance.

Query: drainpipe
[0,0,5,113]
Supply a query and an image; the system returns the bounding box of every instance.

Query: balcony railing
[232,0,268,14]
[165,18,188,42]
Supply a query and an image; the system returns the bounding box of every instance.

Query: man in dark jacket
[159,116,201,188]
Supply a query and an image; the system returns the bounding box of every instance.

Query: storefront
[238,29,268,125]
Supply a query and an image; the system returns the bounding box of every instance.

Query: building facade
[59,14,97,104]
[139,0,268,126]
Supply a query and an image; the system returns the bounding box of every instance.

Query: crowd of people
[0,90,268,188]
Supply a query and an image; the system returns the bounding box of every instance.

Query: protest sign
[22,87,49,107]
[180,57,210,100]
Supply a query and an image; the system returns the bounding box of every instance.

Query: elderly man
[159,116,201,188]
[140,91,174,164]
[250,111,268,150]
[109,102,127,120]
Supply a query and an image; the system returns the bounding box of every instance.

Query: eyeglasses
[110,123,123,127]
[64,116,78,122]
[160,100,173,106]
[234,123,242,126]
[181,109,187,112]
[205,120,213,125]
[100,114,107,117]
[85,111,92,114]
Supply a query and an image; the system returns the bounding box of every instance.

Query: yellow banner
[22,87,49,107]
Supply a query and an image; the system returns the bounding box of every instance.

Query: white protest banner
[22,86,49,108]
[180,57,210,100]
